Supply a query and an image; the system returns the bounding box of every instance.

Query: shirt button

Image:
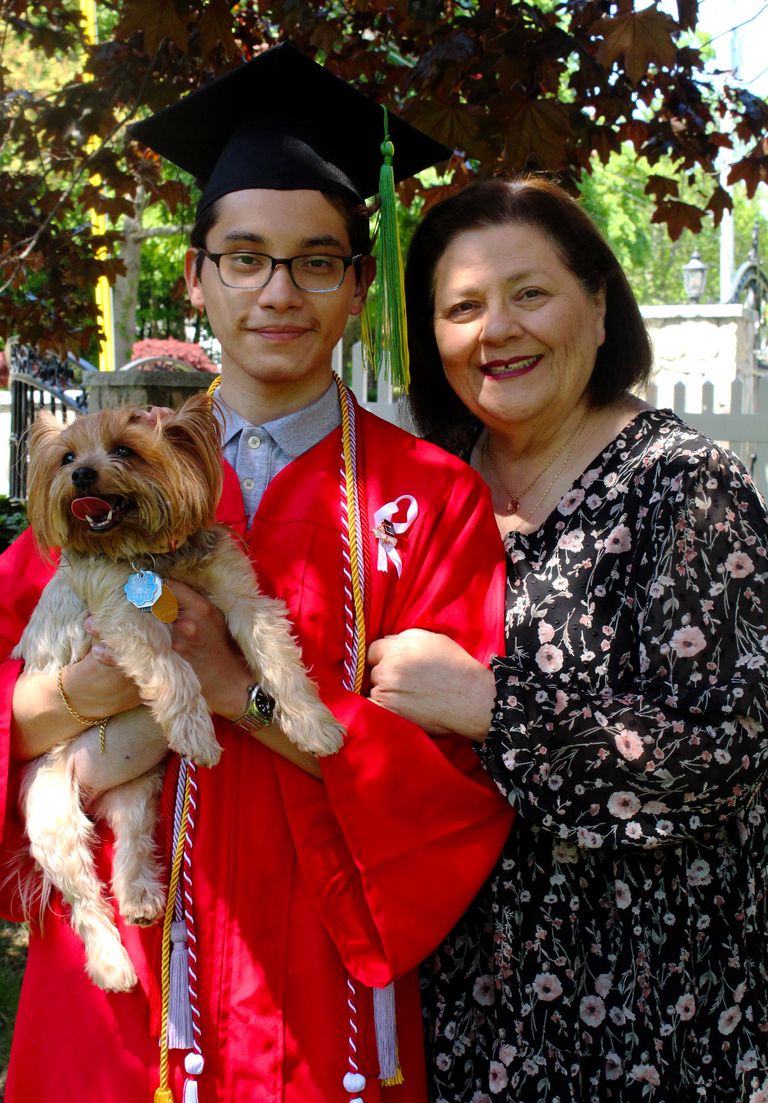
[242,478,255,491]
[247,435,262,449]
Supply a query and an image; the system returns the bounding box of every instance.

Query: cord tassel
[182,1052,204,1102]
[361,107,410,390]
[168,920,194,1050]
[374,983,403,1085]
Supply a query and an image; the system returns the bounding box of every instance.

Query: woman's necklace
[483,408,592,517]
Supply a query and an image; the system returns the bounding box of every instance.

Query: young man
[0,44,511,1103]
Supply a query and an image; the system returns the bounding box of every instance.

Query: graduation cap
[128,41,450,210]
[129,42,451,388]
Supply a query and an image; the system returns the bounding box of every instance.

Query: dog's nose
[71,466,98,489]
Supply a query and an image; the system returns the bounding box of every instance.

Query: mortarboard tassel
[361,107,410,391]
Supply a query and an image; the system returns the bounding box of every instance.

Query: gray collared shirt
[214,383,341,524]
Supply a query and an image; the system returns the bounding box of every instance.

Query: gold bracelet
[57,667,111,754]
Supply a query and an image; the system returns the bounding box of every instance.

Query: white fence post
[347,341,408,429]
[648,375,768,499]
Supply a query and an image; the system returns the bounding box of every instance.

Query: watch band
[234,682,275,734]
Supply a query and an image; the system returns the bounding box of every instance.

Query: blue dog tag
[124,570,164,610]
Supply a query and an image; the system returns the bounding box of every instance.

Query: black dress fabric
[423,409,768,1103]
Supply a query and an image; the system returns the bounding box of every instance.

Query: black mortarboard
[128,41,450,212]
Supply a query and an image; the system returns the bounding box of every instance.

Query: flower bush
[129,338,218,373]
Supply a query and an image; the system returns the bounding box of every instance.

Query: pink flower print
[498,1044,517,1066]
[748,1088,768,1103]
[576,827,604,848]
[471,1094,493,1103]
[473,975,496,1006]
[687,858,711,886]
[605,524,632,554]
[538,621,555,643]
[536,643,564,673]
[670,625,706,658]
[554,689,568,715]
[595,973,613,997]
[725,551,755,578]
[718,1005,742,1035]
[676,994,696,1021]
[614,880,631,909]
[605,1053,622,1081]
[615,728,643,761]
[607,791,641,819]
[581,467,600,488]
[579,994,606,1026]
[488,1062,508,1094]
[631,1065,661,1086]
[532,973,563,1001]
[557,488,585,516]
[558,529,585,552]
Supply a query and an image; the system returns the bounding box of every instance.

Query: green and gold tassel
[361,106,410,391]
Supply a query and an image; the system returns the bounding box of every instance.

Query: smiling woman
[365,175,768,1102]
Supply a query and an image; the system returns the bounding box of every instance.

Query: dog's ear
[160,393,223,513]
[25,412,71,558]
[28,409,67,451]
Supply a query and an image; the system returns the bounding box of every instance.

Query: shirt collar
[214,381,341,458]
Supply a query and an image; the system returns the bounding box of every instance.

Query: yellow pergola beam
[81,0,116,372]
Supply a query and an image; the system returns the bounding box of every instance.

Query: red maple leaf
[592,8,679,86]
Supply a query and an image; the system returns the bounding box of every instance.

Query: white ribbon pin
[372,495,418,576]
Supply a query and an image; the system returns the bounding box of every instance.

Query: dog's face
[26,392,223,559]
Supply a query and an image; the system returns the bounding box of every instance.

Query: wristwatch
[234,682,275,734]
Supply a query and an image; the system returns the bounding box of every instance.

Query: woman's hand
[367,628,496,741]
[11,650,144,762]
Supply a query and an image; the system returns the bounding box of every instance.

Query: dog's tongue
[71,496,112,520]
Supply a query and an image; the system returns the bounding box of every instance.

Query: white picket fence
[645,375,768,500]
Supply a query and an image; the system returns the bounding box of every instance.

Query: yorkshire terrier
[13,392,344,991]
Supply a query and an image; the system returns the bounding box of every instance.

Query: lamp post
[682,249,709,305]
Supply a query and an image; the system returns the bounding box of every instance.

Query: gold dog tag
[151,584,179,623]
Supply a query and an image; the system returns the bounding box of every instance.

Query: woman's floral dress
[423,410,768,1103]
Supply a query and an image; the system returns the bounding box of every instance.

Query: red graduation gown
[0,410,512,1103]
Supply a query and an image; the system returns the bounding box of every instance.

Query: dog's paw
[186,738,222,769]
[119,883,166,927]
[87,942,138,993]
[280,709,345,757]
[168,716,222,768]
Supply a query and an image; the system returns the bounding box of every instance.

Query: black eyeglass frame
[197,249,366,292]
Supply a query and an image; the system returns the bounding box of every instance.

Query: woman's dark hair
[190,191,374,278]
[405,176,653,454]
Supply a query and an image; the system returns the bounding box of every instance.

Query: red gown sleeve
[276,461,514,987]
[0,528,56,918]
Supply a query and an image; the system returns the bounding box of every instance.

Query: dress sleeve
[0,529,55,918]
[481,451,768,851]
[276,467,514,988]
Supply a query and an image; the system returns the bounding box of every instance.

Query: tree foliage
[2,0,768,354]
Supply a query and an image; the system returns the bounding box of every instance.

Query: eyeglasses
[198,250,364,292]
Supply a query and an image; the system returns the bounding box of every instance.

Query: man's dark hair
[405,176,653,455]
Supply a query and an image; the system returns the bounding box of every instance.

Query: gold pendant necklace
[483,408,592,518]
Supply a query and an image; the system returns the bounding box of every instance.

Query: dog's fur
[13,393,344,991]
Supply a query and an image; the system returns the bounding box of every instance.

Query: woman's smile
[480,354,542,380]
